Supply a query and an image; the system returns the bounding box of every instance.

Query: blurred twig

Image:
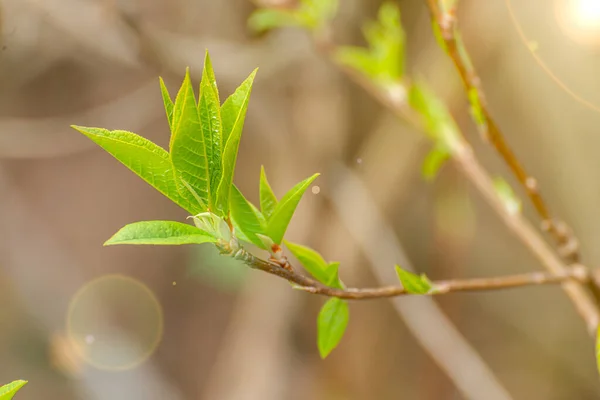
[294,8,600,334]
[425,0,580,262]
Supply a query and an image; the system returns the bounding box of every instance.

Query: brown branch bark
[424,0,580,262]
[219,242,591,300]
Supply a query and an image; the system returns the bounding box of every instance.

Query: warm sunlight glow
[572,0,600,28]
[556,0,600,45]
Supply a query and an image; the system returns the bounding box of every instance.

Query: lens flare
[67,275,163,371]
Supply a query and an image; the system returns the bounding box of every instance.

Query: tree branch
[218,241,591,300]
[308,10,600,332]
[424,0,580,262]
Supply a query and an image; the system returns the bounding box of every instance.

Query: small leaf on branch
[216,68,257,215]
[159,77,174,129]
[104,221,216,246]
[284,240,343,288]
[317,297,350,358]
[198,52,223,208]
[260,166,278,221]
[0,380,27,400]
[395,265,433,294]
[230,185,268,249]
[318,298,349,358]
[265,173,320,244]
[170,68,211,210]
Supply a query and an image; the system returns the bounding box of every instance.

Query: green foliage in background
[0,381,27,400]
[248,0,338,33]
[335,2,405,86]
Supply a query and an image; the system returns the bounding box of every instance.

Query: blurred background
[2,0,600,398]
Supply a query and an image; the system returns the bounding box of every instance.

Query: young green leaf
[317,298,349,358]
[248,8,302,33]
[305,0,338,24]
[259,166,278,221]
[170,68,211,210]
[335,2,404,84]
[230,185,268,249]
[468,88,487,128]
[104,221,216,246]
[335,47,379,80]
[422,145,450,181]
[248,0,338,33]
[159,77,174,129]
[0,380,27,400]
[265,173,319,244]
[395,265,433,294]
[71,126,200,214]
[284,240,342,288]
[201,50,220,103]
[297,0,339,30]
[215,69,258,215]
[408,80,460,148]
[493,177,522,215]
[198,52,223,205]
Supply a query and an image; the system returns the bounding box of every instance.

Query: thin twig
[307,8,600,333]
[425,0,580,262]
[219,241,590,300]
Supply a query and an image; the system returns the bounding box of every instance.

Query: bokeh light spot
[67,275,163,371]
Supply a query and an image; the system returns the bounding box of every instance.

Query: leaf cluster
[0,381,27,400]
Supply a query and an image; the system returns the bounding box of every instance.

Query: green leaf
[300,0,339,29]
[468,88,486,128]
[492,177,522,215]
[431,21,447,52]
[215,69,257,215]
[248,0,338,33]
[71,126,200,214]
[317,298,349,358]
[0,380,27,400]
[159,77,174,130]
[265,173,319,244]
[422,145,450,181]
[198,52,223,206]
[104,221,216,246]
[335,2,404,84]
[248,8,302,33]
[395,265,433,294]
[230,185,268,249]
[259,166,278,221]
[284,240,342,288]
[308,0,338,22]
[170,68,211,210]
[408,80,460,148]
[335,47,379,79]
